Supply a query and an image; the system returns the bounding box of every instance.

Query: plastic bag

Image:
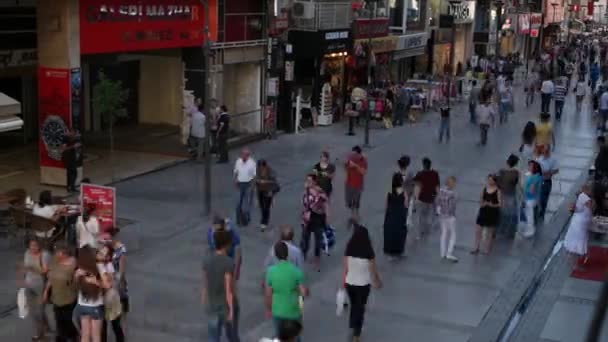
[406,198,415,227]
[336,288,347,316]
[321,225,336,255]
[17,288,28,319]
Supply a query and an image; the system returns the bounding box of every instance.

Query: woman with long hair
[74,245,112,342]
[383,173,408,260]
[20,238,51,341]
[472,175,502,255]
[97,243,125,342]
[342,224,382,342]
[520,121,537,164]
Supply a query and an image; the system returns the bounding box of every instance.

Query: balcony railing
[292,2,353,31]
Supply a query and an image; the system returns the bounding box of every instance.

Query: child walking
[436,176,458,262]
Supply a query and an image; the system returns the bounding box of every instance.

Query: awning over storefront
[0,92,23,132]
[393,47,426,60]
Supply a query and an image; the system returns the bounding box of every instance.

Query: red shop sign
[38,68,71,169]
[81,183,116,232]
[352,18,389,39]
[530,13,542,29]
[79,0,217,55]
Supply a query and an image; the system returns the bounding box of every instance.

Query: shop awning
[0,92,23,132]
[393,47,426,60]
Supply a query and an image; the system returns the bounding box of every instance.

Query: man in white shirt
[540,78,555,113]
[188,107,206,161]
[476,100,496,146]
[234,148,256,226]
[76,206,100,248]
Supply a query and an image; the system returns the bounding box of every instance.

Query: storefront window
[474,3,491,31]
[408,0,421,25]
[389,0,404,28]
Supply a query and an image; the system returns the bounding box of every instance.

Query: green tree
[92,69,129,180]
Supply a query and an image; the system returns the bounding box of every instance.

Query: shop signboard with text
[518,14,530,35]
[444,0,476,24]
[38,68,71,169]
[355,36,397,54]
[81,183,116,232]
[80,0,217,54]
[0,49,36,69]
[530,13,542,29]
[320,30,352,55]
[352,18,389,39]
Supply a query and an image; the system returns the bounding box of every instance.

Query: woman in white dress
[564,184,593,263]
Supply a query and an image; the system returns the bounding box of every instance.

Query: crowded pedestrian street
[0,79,600,341]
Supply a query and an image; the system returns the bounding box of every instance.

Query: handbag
[104,288,123,321]
[17,288,28,319]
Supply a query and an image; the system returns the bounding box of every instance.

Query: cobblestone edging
[469,169,590,342]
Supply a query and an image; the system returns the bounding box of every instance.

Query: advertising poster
[518,14,530,35]
[38,67,71,169]
[70,68,82,132]
[81,183,116,232]
[79,0,218,54]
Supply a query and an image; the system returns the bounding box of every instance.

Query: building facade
[0,0,220,185]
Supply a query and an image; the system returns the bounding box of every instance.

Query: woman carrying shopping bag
[342,224,382,342]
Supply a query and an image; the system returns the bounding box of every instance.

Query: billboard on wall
[518,14,530,35]
[79,0,218,54]
[38,68,71,169]
[81,183,116,232]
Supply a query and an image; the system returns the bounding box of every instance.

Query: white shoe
[446,255,459,263]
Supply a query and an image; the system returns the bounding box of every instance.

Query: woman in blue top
[523,161,543,238]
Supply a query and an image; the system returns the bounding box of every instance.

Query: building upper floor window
[389,0,424,31]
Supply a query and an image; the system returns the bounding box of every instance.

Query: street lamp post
[200,0,212,216]
[364,0,378,148]
[494,0,504,61]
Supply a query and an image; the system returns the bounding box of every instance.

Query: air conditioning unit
[292,1,315,19]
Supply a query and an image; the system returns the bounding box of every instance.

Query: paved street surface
[0,86,600,341]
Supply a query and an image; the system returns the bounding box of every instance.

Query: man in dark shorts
[344,146,367,223]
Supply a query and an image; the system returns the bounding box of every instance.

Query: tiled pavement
[0,84,600,341]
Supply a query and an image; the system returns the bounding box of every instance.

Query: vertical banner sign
[70,68,82,132]
[38,68,71,169]
[81,183,116,232]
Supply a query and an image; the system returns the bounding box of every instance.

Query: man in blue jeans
[233,149,257,226]
[203,229,240,342]
[536,147,559,220]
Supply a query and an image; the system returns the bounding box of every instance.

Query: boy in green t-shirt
[265,242,308,339]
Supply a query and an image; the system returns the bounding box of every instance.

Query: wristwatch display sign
[38,67,72,169]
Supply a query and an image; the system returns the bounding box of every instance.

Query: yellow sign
[355,36,398,54]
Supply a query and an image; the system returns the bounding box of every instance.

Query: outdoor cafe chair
[29,214,65,250]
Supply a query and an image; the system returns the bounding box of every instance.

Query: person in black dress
[472,174,502,255]
[383,173,409,260]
